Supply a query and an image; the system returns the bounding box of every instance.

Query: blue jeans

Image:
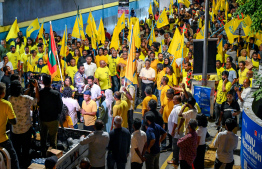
[0,139,20,169]
[78,95,84,108]
[74,123,78,129]
[111,75,120,93]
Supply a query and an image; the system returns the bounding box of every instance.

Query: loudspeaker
[193,39,218,74]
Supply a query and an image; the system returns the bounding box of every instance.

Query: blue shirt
[146,123,166,154]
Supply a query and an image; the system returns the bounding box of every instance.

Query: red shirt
[177,131,198,166]
[154,14,160,21]
[105,32,111,41]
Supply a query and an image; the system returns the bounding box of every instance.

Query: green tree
[235,0,262,33]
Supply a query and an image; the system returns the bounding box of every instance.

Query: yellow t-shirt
[166,73,178,86]
[52,64,67,82]
[66,66,78,84]
[161,85,170,102]
[162,97,175,123]
[113,100,128,128]
[41,65,50,75]
[216,67,225,81]
[0,99,16,143]
[216,54,223,63]
[37,52,44,59]
[82,100,97,126]
[108,56,120,76]
[150,59,159,74]
[7,52,21,70]
[21,53,30,72]
[252,59,259,69]
[182,69,189,84]
[95,67,111,90]
[73,56,80,65]
[61,116,73,128]
[142,95,157,116]
[118,58,127,78]
[216,80,232,104]
[238,68,249,85]
[157,70,165,90]
[140,52,146,60]
[95,55,108,67]
[27,55,39,72]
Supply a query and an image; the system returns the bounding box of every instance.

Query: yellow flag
[38,22,44,39]
[154,0,159,8]
[169,3,173,14]
[177,32,185,58]
[224,18,239,44]
[110,26,120,50]
[196,26,205,39]
[198,17,202,29]
[60,30,67,57]
[116,13,126,34]
[97,18,105,44]
[6,19,20,41]
[125,29,136,82]
[26,18,40,37]
[72,12,86,40]
[225,1,228,23]
[133,20,141,49]
[156,9,169,28]
[170,0,174,5]
[130,17,138,25]
[212,0,217,15]
[241,15,252,36]
[86,11,94,37]
[168,28,181,56]
[149,26,156,46]
[127,18,133,42]
[215,0,221,11]
[178,0,190,8]
[217,39,223,55]
[148,3,153,16]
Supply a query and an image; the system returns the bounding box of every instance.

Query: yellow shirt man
[82,100,97,126]
[216,80,232,104]
[20,53,30,72]
[108,56,120,76]
[156,70,165,90]
[238,68,249,85]
[216,67,225,81]
[142,95,157,116]
[7,52,20,70]
[95,55,108,67]
[0,99,16,143]
[162,97,175,123]
[118,58,127,78]
[66,66,78,84]
[27,55,39,72]
[166,73,178,86]
[113,100,128,128]
[95,67,111,90]
[161,85,170,102]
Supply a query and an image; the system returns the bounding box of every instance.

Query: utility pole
[202,0,209,86]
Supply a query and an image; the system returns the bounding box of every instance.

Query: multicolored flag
[48,23,58,79]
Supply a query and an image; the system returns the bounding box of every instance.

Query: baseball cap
[83,90,91,95]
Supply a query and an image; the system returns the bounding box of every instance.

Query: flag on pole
[116,13,126,34]
[149,26,156,46]
[178,0,190,8]
[97,18,105,44]
[6,19,20,41]
[241,15,252,36]
[60,26,67,58]
[26,18,40,37]
[110,26,120,50]
[38,22,44,39]
[154,0,159,8]
[48,24,58,79]
[196,26,205,39]
[156,9,169,28]
[72,11,86,40]
[125,27,136,83]
[148,3,153,16]
[168,28,181,56]
[133,20,141,49]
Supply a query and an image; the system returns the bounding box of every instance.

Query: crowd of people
[0,0,260,169]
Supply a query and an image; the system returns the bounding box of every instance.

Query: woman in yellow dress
[165,65,178,87]
[26,38,37,52]
[27,50,39,72]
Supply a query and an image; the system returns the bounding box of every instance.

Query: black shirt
[221,100,240,125]
[38,87,63,122]
[1,74,10,100]
[108,127,131,163]
[77,55,87,68]
[142,110,164,131]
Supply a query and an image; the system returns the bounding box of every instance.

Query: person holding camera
[38,74,63,154]
[9,80,39,167]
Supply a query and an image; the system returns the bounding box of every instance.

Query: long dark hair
[10,80,22,97]
[59,104,69,126]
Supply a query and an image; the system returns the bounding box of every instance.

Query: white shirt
[168,104,183,138]
[62,97,80,125]
[131,130,147,163]
[155,35,164,44]
[213,130,238,163]
[90,84,102,109]
[83,62,97,77]
[0,61,13,80]
[139,67,155,84]
[196,126,207,145]
[237,87,251,112]
[182,109,197,134]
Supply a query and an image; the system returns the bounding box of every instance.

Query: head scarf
[37,58,46,68]
[105,89,114,117]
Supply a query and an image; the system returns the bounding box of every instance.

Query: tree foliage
[235,0,262,33]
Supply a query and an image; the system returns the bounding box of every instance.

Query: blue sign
[193,85,211,117]
[241,111,262,169]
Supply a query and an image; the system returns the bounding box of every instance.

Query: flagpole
[64,24,67,71]
[146,22,157,41]
[202,0,209,86]
[50,21,64,86]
